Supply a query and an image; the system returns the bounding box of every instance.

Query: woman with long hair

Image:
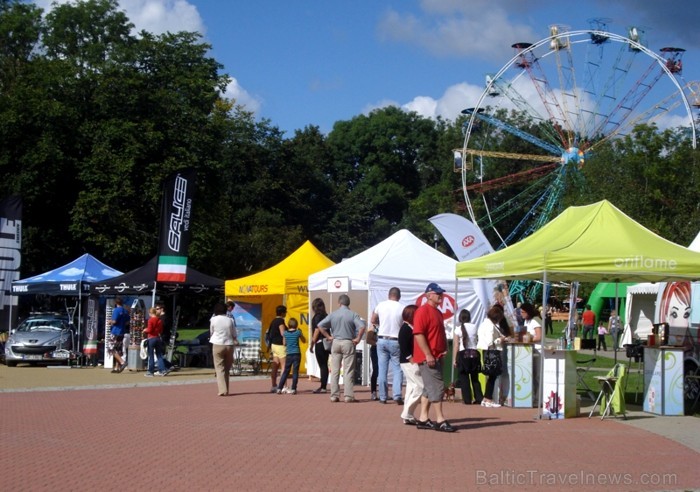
[453,309,483,405]
[309,298,331,393]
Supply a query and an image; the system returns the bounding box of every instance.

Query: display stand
[643,346,686,416]
[504,343,535,408]
[541,348,577,419]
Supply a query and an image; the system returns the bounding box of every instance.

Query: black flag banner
[0,196,22,332]
[157,169,196,283]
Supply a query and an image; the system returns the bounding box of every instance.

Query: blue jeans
[278,353,301,390]
[147,337,167,374]
[377,338,403,401]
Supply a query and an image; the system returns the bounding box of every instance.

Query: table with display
[540,347,578,419]
[503,342,536,408]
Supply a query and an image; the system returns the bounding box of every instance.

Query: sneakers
[276,388,283,394]
[312,388,327,394]
[116,363,127,373]
[270,386,278,393]
[280,387,296,394]
[481,400,501,408]
[330,396,339,403]
[370,392,378,401]
[395,398,404,405]
[154,370,170,377]
[402,418,417,425]
[145,372,154,377]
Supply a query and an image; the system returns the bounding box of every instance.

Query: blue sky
[36,0,700,137]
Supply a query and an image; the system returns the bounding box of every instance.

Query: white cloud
[223,78,262,115]
[35,1,262,115]
[35,0,205,35]
[378,2,540,61]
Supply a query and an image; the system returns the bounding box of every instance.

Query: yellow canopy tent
[224,241,334,373]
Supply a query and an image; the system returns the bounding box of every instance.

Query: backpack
[265,326,273,349]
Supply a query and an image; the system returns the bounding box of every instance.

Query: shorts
[418,358,445,402]
[271,343,287,359]
[107,334,124,356]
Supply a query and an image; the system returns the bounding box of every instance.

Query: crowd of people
[187,287,628,432]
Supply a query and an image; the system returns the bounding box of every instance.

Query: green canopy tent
[455,200,700,417]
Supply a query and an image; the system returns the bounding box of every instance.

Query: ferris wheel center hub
[561,147,585,165]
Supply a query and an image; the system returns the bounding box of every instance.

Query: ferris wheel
[456,21,698,255]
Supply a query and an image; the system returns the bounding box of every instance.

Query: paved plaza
[1,365,699,491]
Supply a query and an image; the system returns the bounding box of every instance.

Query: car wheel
[6,360,17,367]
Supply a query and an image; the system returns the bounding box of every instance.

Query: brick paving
[1,367,699,491]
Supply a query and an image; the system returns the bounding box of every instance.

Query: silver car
[4,313,74,366]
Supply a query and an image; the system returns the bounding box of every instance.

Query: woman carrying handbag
[476,305,507,407]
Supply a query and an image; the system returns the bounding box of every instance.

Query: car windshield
[17,319,66,332]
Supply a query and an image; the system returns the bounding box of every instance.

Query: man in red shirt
[581,305,596,340]
[412,283,455,432]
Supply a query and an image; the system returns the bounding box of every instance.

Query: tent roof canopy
[91,256,222,296]
[226,240,334,297]
[309,229,472,291]
[456,200,700,283]
[12,253,122,295]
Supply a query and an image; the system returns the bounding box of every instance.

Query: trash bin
[127,345,145,371]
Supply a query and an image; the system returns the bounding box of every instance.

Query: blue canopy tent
[11,254,123,352]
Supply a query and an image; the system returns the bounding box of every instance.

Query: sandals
[416,419,456,432]
[416,419,437,430]
[436,421,456,433]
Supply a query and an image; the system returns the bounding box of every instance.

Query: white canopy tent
[622,282,660,346]
[308,229,484,382]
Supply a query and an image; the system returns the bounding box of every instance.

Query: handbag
[481,349,502,376]
[366,330,377,346]
[480,322,503,376]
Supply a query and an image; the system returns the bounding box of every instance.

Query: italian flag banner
[157,255,188,282]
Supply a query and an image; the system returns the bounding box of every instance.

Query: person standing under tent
[210,302,238,396]
[317,294,366,403]
[276,318,306,394]
[477,305,507,408]
[309,298,331,394]
[413,283,456,432]
[370,287,405,405]
[267,305,288,393]
[143,307,170,377]
[608,310,622,351]
[581,305,596,340]
[521,303,542,344]
[513,302,525,341]
[155,301,174,371]
[108,297,128,373]
[225,301,235,319]
[453,308,482,405]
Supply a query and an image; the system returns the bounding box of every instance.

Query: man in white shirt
[370,287,404,404]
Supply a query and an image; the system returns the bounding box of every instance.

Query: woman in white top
[210,302,238,396]
[476,305,506,407]
[521,303,542,344]
[453,309,483,405]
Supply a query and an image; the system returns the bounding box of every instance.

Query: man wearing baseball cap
[412,283,456,432]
